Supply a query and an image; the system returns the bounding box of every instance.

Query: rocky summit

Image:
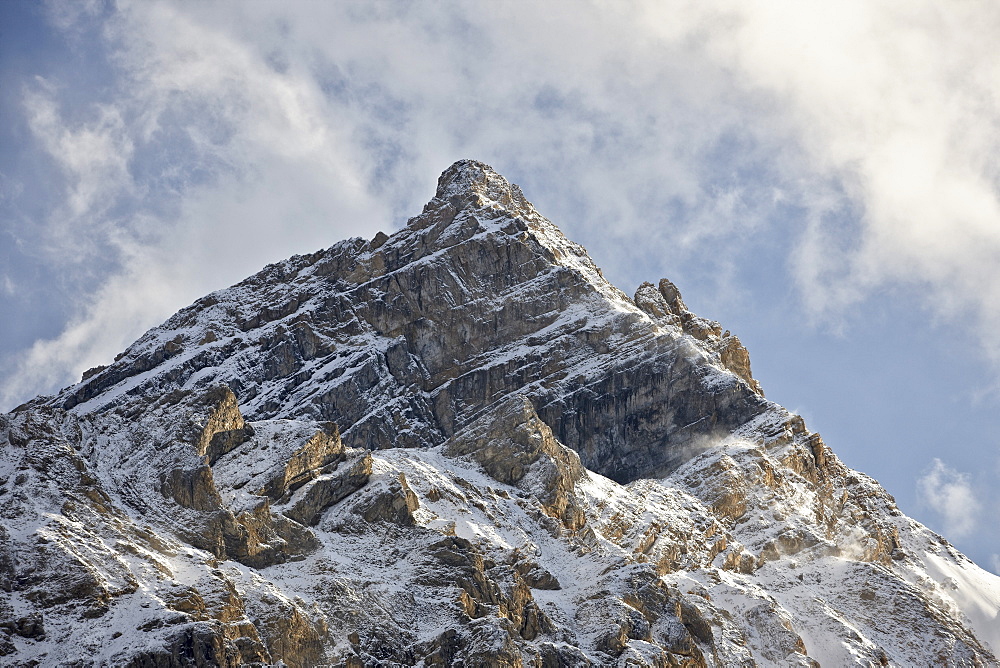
[2,160,1000,667]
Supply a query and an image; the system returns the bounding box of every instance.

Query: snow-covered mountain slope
[1,160,998,666]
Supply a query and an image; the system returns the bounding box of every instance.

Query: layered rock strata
[0,160,997,666]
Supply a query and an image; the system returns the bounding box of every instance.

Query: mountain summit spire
[430,159,535,214]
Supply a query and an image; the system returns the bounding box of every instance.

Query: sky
[2,0,999,572]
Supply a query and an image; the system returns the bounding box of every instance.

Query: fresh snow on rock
[1,159,997,666]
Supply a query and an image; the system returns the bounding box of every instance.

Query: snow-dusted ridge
[1,160,998,666]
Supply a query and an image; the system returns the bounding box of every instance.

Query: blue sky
[2,1,1000,572]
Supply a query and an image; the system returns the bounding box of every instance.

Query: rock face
[444,396,587,531]
[1,160,999,666]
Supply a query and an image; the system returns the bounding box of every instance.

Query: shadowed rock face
[56,159,767,483]
[2,161,997,667]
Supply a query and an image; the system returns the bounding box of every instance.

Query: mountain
[2,160,999,667]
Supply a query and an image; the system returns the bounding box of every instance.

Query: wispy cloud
[917,459,981,539]
[25,85,132,211]
[3,0,1000,411]
[710,2,1000,352]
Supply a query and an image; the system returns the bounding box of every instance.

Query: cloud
[917,459,981,539]
[23,80,134,257]
[724,2,1000,352]
[4,0,1000,410]
[0,1,400,409]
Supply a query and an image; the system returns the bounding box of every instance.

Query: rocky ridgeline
[1,161,998,666]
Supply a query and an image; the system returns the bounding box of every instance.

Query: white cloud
[1,1,398,409]
[917,459,981,539]
[0,250,173,408]
[23,81,135,258]
[692,2,1000,353]
[5,0,1000,410]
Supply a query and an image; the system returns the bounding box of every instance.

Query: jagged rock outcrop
[445,395,586,530]
[190,385,254,465]
[1,160,998,666]
[634,279,762,396]
[283,450,373,527]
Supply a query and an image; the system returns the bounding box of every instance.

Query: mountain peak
[6,161,999,666]
[430,159,534,214]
